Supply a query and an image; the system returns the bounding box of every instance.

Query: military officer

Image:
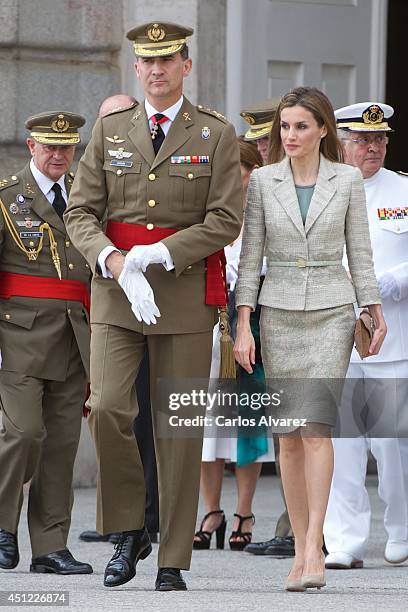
[324,102,408,568]
[240,99,280,163]
[0,112,92,574]
[239,99,295,559]
[64,22,242,591]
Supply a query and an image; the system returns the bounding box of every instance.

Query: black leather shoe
[30,549,93,574]
[79,530,114,542]
[104,528,152,587]
[0,528,19,569]
[244,536,295,557]
[155,568,187,591]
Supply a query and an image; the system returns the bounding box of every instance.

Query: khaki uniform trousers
[88,323,213,570]
[0,336,86,558]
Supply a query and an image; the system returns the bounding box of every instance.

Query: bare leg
[279,431,308,581]
[194,460,225,538]
[302,424,333,577]
[230,462,262,543]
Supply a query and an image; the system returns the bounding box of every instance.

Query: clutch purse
[354,309,375,359]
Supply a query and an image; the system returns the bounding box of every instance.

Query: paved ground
[1,474,407,611]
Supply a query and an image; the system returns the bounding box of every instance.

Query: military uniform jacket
[0,164,91,380]
[64,97,243,335]
[350,167,408,363]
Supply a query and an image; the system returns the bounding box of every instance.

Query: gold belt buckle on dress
[296,258,307,268]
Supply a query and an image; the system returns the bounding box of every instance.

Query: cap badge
[243,114,255,125]
[51,114,70,133]
[202,126,210,140]
[147,23,166,42]
[362,105,384,126]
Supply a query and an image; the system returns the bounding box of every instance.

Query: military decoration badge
[201,126,211,140]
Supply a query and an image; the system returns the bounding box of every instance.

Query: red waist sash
[106,221,227,307]
[0,272,90,314]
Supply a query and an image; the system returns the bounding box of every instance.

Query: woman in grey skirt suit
[234,87,387,592]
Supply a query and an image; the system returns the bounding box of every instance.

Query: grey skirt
[260,304,356,430]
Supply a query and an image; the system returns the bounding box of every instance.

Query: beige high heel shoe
[285,578,306,592]
[301,553,326,590]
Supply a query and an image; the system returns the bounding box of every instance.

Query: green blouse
[295,184,315,225]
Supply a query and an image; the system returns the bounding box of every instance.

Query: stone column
[121,0,227,112]
[0,0,124,175]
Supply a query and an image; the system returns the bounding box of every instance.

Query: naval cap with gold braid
[240,98,280,141]
[25,111,85,145]
[126,21,193,57]
[335,102,394,132]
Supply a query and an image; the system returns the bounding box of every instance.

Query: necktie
[51,183,66,219]
[150,113,169,155]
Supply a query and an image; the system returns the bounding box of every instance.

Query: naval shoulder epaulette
[0,175,19,191]
[197,105,228,123]
[397,170,408,177]
[104,101,138,118]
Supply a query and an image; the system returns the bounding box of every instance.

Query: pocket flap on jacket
[0,303,37,329]
[169,165,212,179]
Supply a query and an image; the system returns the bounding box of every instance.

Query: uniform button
[187,265,192,270]
[5,314,11,320]
[65,240,70,247]
[187,172,194,180]
[67,308,72,315]
[11,175,17,180]
[146,223,154,231]
[148,199,156,207]
[148,173,156,181]
[68,263,74,270]
[85,263,90,268]
[116,169,123,176]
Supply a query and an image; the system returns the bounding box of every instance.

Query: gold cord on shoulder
[0,196,61,279]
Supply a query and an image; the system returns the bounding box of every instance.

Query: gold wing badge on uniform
[105,135,126,144]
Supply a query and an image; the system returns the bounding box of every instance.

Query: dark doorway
[385,0,408,171]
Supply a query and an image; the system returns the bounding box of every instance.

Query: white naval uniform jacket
[351,167,408,363]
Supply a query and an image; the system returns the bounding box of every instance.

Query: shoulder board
[104,101,138,118]
[397,170,408,177]
[68,171,75,179]
[197,105,228,123]
[0,175,19,191]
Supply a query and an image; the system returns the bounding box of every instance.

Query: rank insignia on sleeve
[171,155,210,164]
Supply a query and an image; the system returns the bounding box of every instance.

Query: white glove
[125,242,172,273]
[118,266,160,325]
[378,272,398,301]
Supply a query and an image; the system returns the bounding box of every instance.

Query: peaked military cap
[25,111,86,145]
[240,98,280,141]
[335,102,394,132]
[126,21,194,57]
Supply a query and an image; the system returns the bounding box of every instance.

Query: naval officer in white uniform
[324,102,408,569]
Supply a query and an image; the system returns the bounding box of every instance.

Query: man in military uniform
[238,99,295,559]
[240,99,280,163]
[324,102,408,568]
[0,112,92,574]
[64,22,242,590]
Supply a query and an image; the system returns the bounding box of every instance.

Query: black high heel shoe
[193,510,227,550]
[229,513,255,551]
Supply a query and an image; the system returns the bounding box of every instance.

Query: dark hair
[180,45,189,60]
[238,136,263,170]
[268,86,343,164]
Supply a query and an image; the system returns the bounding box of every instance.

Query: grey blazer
[235,154,381,311]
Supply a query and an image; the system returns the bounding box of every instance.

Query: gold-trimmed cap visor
[25,111,85,145]
[335,102,394,132]
[244,122,273,141]
[127,22,193,57]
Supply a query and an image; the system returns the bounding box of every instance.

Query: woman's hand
[367,304,387,355]
[234,306,256,373]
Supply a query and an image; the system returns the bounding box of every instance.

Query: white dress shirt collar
[145,96,184,125]
[30,158,67,200]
